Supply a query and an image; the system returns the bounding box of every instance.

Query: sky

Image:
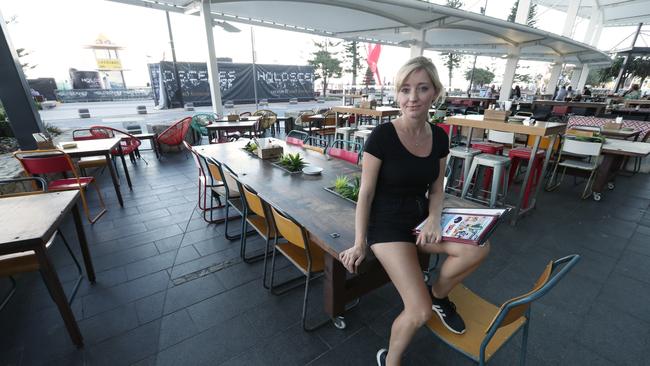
[0,0,645,91]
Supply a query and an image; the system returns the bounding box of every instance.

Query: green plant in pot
[243,141,258,153]
[277,153,306,172]
[333,175,360,202]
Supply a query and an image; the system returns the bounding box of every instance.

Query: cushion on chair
[426,285,526,363]
[49,177,94,190]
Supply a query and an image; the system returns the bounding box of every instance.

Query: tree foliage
[631,56,650,86]
[362,67,376,87]
[308,40,343,97]
[343,41,364,86]
[507,0,537,27]
[445,0,463,8]
[441,53,463,90]
[464,68,494,87]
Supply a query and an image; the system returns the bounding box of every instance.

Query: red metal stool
[508,147,546,209]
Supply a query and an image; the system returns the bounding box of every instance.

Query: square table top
[57,137,121,156]
[332,106,400,117]
[0,191,79,252]
[602,139,650,157]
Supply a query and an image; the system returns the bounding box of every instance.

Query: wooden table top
[602,139,650,157]
[332,106,400,117]
[195,140,475,258]
[57,137,121,156]
[446,115,566,137]
[532,100,607,108]
[601,128,640,139]
[0,191,79,253]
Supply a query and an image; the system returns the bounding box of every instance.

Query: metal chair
[204,158,246,240]
[545,135,604,199]
[426,255,580,366]
[191,113,218,144]
[157,116,192,156]
[13,149,107,224]
[304,135,328,154]
[89,126,146,165]
[326,139,362,164]
[0,177,84,311]
[286,130,309,147]
[268,205,329,331]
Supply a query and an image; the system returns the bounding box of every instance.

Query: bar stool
[461,154,511,208]
[508,147,545,209]
[335,127,357,146]
[445,146,482,194]
[470,130,513,196]
[354,129,372,145]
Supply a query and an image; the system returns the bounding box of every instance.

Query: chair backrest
[13,149,77,176]
[327,139,362,164]
[270,206,308,249]
[90,125,141,153]
[304,136,327,154]
[552,105,569,115]
[253,109,278,129]
[183,141,202,170]
[514,111,533,117]
[220,163,240,196]
[488,130,515,145]
[88,127,115,139]
[72,129,100,141]
[0,177,47,197]
[191,113,217,135]
[482,255,580,348]
[286,130,308,146]
[239,180,266,218]
[239,111,252,117]
[158,117,192,145]
[561,137,603,157]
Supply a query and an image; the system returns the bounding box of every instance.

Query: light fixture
[213,20,241,33]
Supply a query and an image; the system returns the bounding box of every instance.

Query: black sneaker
[430,292,466,334]
[376,348,388,366]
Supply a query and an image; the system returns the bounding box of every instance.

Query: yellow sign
[96,58,122,70]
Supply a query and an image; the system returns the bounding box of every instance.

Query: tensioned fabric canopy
[108,0,611,66]
[534,0,650,28]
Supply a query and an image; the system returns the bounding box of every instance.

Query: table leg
[106,153,124,207]
[592,154,619,193]
[152,135,160,159]
[117,144,132,190]
[35,247,83,347]
[511,136,540,225]
[465,127,474,152]
[529,134,558,210]
[72,202,95,283]
[324,255,347,318]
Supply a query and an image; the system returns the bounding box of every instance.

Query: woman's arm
[416,158,446,245]
[339,152,381,273]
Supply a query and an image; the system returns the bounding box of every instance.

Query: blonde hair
[394,56,445,105]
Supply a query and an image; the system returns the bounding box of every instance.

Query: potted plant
[273,152,306,173]
[324,175,360,203]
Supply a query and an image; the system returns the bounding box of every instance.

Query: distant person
[554,86,567,101]
[623,84,641,100]
[486,84,496,98]
[566,86,574,99]
[552,86,559,100]
[582,86,592,96]
[514,85,521,99]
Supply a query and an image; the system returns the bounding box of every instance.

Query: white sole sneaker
[376,348,387,366]
[432,304,466,335]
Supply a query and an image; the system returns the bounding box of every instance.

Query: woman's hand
[416,218,441,246]
[339,244,367,274]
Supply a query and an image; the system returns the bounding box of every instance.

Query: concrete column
[0,10,43,150]
[200,0,224,116]
[572,66,583,88]
[515,0,531,24]
[577,64,590,91]
[584,5,599,43]
[409,29,426,58]
[562,0,581,37]
[499,48,520,102]
[544,59,563,95]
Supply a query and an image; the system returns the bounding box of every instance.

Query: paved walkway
[1,144,650,365]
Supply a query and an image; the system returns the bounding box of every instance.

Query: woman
[339,56,490,366]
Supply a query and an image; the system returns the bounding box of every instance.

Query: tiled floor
[2,147,650,366]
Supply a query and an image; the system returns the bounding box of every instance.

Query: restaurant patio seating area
[2,144,650,365]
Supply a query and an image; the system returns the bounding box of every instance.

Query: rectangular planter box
[270,161,303,174]
[323,186,357,205]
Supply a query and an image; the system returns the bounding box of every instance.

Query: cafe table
[205,117,260,144]
[331,106,400,128]
[592,139,650,201]
[0,190,95,346]
[446,115,566,224]
[195,140,478,329]
[58,137,132,207]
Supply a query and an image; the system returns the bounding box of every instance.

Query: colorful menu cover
[414,208,509,246]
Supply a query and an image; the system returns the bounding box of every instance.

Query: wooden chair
[229,174,277,264]
[268,205,329,331]
[0,177,84,311]
[184,141,227,220]
[426,254,580,366]
[72,128,110,176]
[204,158,246,240]
[13,149,107,224]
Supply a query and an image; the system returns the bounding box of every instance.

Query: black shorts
[367,195,428,245]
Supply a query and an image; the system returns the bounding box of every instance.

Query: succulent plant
[278,153,305,172]
[243,141,258,153]
[332,175,360,202]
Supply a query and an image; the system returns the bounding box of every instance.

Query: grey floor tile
[162,273,226,315]
[86,320,162,366]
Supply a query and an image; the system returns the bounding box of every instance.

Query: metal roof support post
[200,0,224,116]
[499,48,520,103]
[410,29,426,58]
[0,9,42,150]
[514,0,531,24]
[584,5,601,46]
[562,0,581,37]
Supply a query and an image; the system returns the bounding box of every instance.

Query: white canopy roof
[108,0,611,66]
[534,0,650,27]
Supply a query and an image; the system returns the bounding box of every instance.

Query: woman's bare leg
[372,242,432,366]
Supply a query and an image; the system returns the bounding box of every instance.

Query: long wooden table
[446,115,566,224]
[0,191,95,346]
[532,100,607,115]
[332,106,400,128]
[195,140,476,327]
[58,137,132,207]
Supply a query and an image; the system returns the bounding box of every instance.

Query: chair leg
[58,230,84,304]
[581,170,596,199]
[0,276,17,311]
[520,318,531,366]
[80,183,107,224]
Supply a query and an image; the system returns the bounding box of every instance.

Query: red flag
[366,43,382,86]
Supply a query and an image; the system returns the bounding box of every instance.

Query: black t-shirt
[364,122,450,198]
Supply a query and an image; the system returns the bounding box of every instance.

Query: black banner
[27,78,57,100]
[150,61,314,107]
[69,69,102,89]
[55,88,152,103]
